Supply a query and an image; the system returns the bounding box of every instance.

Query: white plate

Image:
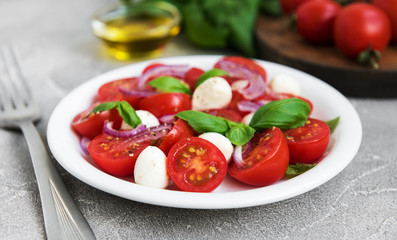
[47,55,362,209]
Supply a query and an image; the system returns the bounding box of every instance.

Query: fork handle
[19,121,96,240]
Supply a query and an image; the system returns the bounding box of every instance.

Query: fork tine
[1,46,32,109]
[0,50,14,111]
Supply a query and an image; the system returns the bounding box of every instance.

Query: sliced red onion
[103,121,147,138]
[217,60,267,100]
[131,123,174,143]
[232,145,246,168]
[237,101,262,113]
[138,64,190,90]
[159,114,176,123]
[117,87,156,97]
[80,137,91,156]
[242,141,252,158]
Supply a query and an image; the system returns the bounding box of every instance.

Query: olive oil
[92,2,181,60]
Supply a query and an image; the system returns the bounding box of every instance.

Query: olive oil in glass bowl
[91,1,181,60]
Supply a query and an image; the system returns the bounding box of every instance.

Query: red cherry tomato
[280,0,311,14]
[183,67,205,90]
[283,118,330,164]
[158,119,196,155]
[228,127,290,187]
[333,3,391,58]
[97,78,143,108]
[296,0,341,44]
[71,104,122,139]
[138,93,191,118]
[88,134,150,177]
[167,137,228,192]
[205,109,242,122]
[373,0,397,43]
[142,63,164,74]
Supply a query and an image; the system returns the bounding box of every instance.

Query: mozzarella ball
[121,110,159,130]
[134,146,169,189]
[199,132,233,163]
[270,74,301,96]
[192,76,232,111]
[231,80,249,91]
[242,112,255,126]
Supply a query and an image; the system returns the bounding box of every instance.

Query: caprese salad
[71,56,339,193]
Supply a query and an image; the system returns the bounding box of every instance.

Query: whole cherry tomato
[372,0,397,43]
[296,0,341,44]
[333,3,391,67]
[280,0,311,14]
[138,93,191,118]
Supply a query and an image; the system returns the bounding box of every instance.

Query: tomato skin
[71,104,122,139]
[97,77,143,108]
[228,127,289,187]
[138,93,191,118]
[283,118,330,164]
[333,3,391,58]
[158,119,196,155]
[373,0,397,43]
[142,63,164,74]
[167,137,228,192]
[296,0,341,44]
[88,134,150,177]
[280,0,311,14]
[183,67,205,90]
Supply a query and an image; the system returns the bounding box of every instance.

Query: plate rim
[47,55,362,209]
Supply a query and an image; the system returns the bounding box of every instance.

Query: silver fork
[0,46,96,240]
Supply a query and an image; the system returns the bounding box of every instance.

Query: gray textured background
[1,0,397,239]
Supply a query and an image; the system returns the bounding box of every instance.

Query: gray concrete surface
[1,0,397,239]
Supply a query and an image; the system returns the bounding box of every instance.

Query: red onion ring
[138,64,190,90]
[80,137,91,156]
[216,60,267,100]
[117,87,156,97]
[237,101,262,113]
[159,114,176,123]
[131,123,174,143]
[103,121,147,138]
[232,141,252,168]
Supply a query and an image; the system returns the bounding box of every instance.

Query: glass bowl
[91,1,181,60]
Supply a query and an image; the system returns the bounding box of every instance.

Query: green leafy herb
[284,163,316,179]
[195,69,228,88]
[148,76,191,94]
[325,116,340,134]
[176,110,255,145]
[259,0,282,17]
[249,98,310,131]
[91,101,141,128]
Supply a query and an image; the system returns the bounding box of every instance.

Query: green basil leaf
[325,116,340,134]
[116,101,141,128]
[225,124,255,146]
[284,163,316,179]
[148,76,191,94]
[91,101,119,113]
[176,110,229,134]
[249,98,310,131]
[195,68,228,87]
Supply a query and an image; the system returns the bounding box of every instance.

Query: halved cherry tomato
[158,119,196,155]
[205,109,242,122]
[138,93,191,118]
[97,77,145,108]
[283,118,330,164]
[228,127,289,187]
[88,134,150,177]
[167,137,228,192]
[71,104,122,139]
[183,67,205,90]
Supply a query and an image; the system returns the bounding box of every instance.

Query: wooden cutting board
[255,14,397,98]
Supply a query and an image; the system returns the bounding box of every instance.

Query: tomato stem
[358,47,381,70]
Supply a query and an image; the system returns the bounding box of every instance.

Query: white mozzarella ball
[192,76,232,111]
[121,110,159,130]
[199,132,233,163]
[134,146,169,189]
[242,112,255,126]
[270,74,301,96]
[231,80,249,91]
